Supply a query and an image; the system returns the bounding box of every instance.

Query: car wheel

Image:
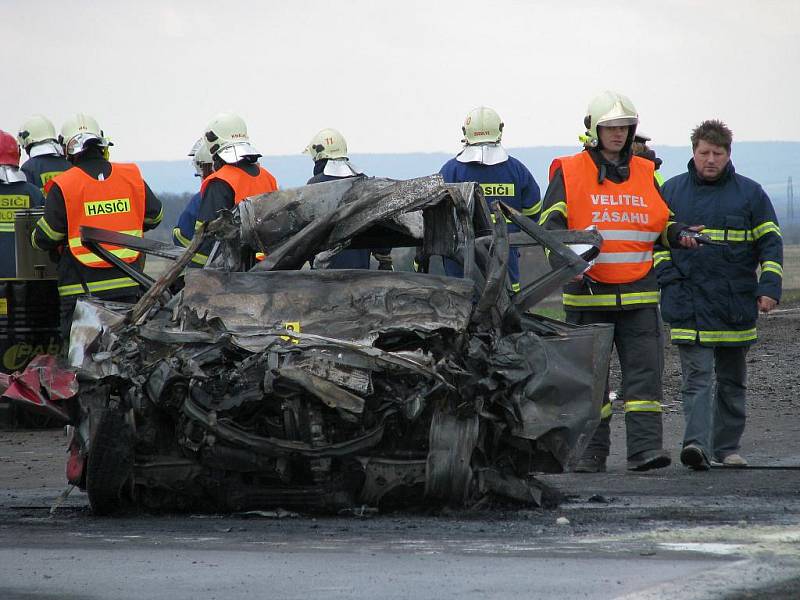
[86,408,134,515]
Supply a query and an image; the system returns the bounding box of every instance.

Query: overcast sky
[6,0,799,161]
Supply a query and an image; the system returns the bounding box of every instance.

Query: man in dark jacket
[303,128,392,270]
[540,91,699,473]
[32,114,163,338]
[656,120,782,470]
[17,115,71,193]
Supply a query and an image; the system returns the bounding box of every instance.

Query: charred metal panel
[504,323,614,469]
[182,269,474,343]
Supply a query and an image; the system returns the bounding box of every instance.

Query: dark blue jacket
[0,180,45,277]
[306,164,390,270]
[656,160,782,346]
[21,154,71,193]
[439,155,541,230]
[172,192,207,266]
[438,155,540,291]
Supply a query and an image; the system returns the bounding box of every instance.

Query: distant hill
[139,141,800,225]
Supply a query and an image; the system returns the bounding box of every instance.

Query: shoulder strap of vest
[548,158,562,182]
[257,166,277,186]
[201,164,236,195]
[549,152,588,181]
[109,162,143,180]
[629,155,656,178]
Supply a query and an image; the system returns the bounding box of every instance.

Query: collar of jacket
[688,158,734,186]
[313,159,328,176]
[455,143,509,165]
[213,155,259,172]
[215,160,260,176]
[73,152,111,179]
[587,147,632,184]
[29,141,64,158]
[0,166,27,183]
[322,159,361,177]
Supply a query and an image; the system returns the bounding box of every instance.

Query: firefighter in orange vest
[31,114,163,338]
[196,113,278,261]
[540,91,700,473]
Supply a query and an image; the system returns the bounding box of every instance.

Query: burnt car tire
[86,409,134,515]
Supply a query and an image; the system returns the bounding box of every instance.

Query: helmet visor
[216,142,261,164]
[597,117,637,128]
[65,133,109,156]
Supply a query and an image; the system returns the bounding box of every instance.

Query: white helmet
[462,106,504,145]
[17,115,57,150]
[188,138,213,178]
[582,91,638,148]
[303,128,348,161]
[60,113,111,156]
[204,112,260,164]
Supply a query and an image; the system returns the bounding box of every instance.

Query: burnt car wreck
[15,175,613,514]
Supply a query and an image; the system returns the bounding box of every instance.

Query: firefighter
[439,106,541,292]
[195,113,278,263]
[304,128,362,184]
[303,128,392,270]
[31,113,163,338]
[17,115,72,194]
[0,130,44,277]
[172,139,213,267]
[540,91,698,472]
[197,113,278,224]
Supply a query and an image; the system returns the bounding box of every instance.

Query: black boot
[627,449,671,472]
[574,455,607,473]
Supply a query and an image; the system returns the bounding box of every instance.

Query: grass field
[782,244,800,299]
[143,256,172,279]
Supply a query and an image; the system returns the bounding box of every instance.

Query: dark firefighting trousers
[566,306,664,459]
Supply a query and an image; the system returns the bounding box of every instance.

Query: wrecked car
[8,174,613,514]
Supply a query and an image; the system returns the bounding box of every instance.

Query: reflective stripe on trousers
[670,327,757,344]
[563,290,659,308]
[566,307,664,458]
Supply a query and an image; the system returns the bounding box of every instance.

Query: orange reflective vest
[55,163,146,268]
[200,164,278,204]
[552,152,669,284]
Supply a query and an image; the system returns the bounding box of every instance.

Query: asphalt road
[0,309,799,599]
